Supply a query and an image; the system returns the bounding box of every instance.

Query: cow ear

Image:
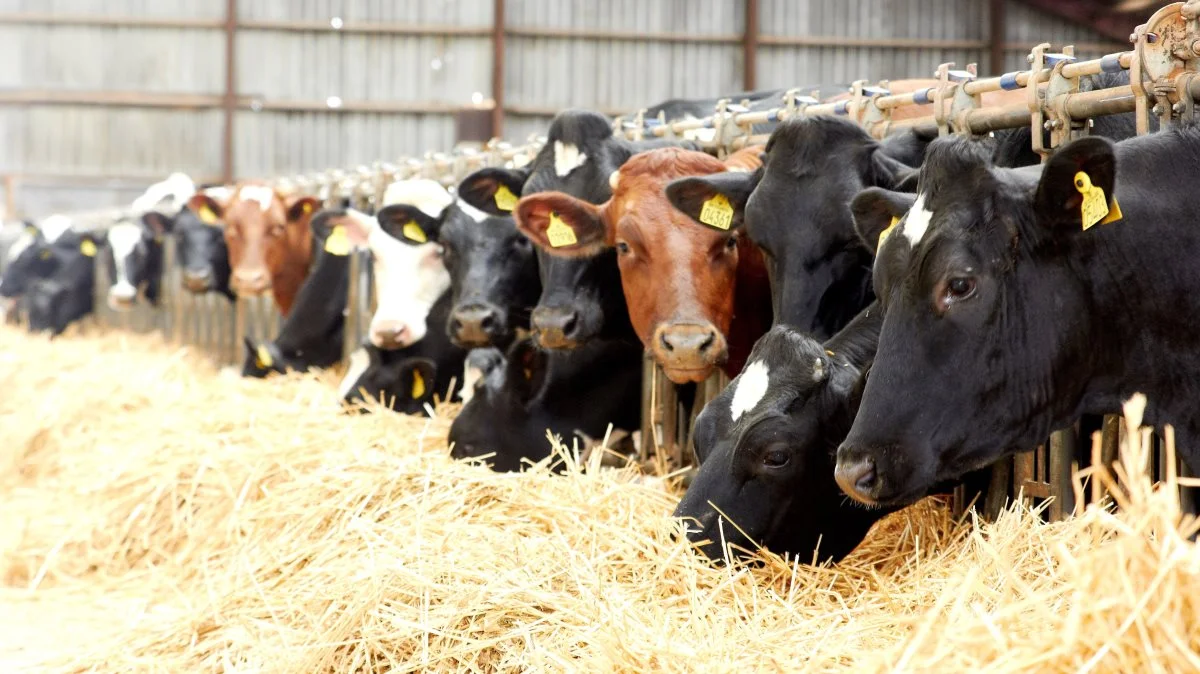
[867,148,917,189]
[141,211,172,239]
[398,358,437,404]
[665,170,757,233]
[187,194,225,224]
[458,167,530,216]
[505,339,548,405]
[851,187,918,255]
[1035,136,1117,233]
[515,192,606,257]
[285,195,321,224]
[377,204,442,244]
[892,167,920,193]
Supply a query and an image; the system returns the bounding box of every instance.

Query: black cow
[338,290,467,414]
[24,230,100,336]
[102,212,172,311]
[449,336,642,473]
[0,225,47,304]
[174,205,234,299]
[241,209,351,378]
[835,126,1200,508]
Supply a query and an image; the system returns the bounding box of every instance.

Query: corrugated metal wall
[0,0,1123,218]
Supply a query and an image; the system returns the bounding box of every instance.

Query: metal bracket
[948,63,981,135]
[933,63,953,136]
[1045,47,1081,147]
[1026,43,1052,160]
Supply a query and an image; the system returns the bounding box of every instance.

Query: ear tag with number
[302,201,314,215]
[546,212,577,248]
[699,194,734,230]
[255,344,274,369]
[402,221,428,243]
[1075,171,1122,230]
[198,205,219,225]
[493,184,519,212]
[411,369,426,399]
[324,225,351,256]
[80,240,97,257]
[878,215,900,248]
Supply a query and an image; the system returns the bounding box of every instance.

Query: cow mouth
[661,366,715,384]
[182,277,212,293]
[535,329,579,350]
[107,295,137,312]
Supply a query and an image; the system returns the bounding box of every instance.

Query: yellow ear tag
[255,344,274,369]
[699,193,734,230]
[25,226,38,236]
[493,184,518,212]
[39,249,51,260]
[198,205,218,224]
[1074,171,1121,230]
[302,201,313,215]
[324,225,351,256]
[546,212,578,248]
[410,369,426,399]
[402,221,428,243]
[80,240,97,257]
[878,215,900,249]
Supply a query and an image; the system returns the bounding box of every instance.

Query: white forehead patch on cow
[337,347,372,400]
[729,360,770,422]
[554,141,588,177]
[107,222,143,295]
[39,215,73,243]
[131,172,196,215]
[238,185,276,212]
[456,198,490,223]
[459,359,485,405]
[6,230,35,262]
[383,179,453,217]
[902,193,933,246]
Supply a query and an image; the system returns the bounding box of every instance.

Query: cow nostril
[479,313,496,331]
[660,331,674,352]
[449,318,463,335]
[699,329,716,353]
[561,313,578,336]
[855,459,878,492]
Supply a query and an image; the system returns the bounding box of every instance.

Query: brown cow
[187,184,320,316]
[515,146,771,384]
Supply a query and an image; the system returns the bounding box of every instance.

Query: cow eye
[615,241,631,255]
[724,236,737,251]
[937,276,977,312]
[762,448,790,469]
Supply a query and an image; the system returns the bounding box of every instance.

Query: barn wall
[0,0,1127,218]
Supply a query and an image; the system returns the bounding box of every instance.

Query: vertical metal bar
[491,0,506,138]
[1049,428,1076,519]
[639,351,655,465]
[221,0,238,184]
[660,374,679,466]
[988,0,1005,75]
[2,175,15,218]
[743,0,759,90]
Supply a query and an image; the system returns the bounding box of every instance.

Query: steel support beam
[743,0,759,90]
[222,0,237,185]
[492,0,506,138]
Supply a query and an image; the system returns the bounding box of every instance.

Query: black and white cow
[241,208,353,378]
[174,199,235,299]
[338,290,466,414]
[103,212,172,311]
[448,335,643,473]
[0,216,78,304]
[834,126,1199,508]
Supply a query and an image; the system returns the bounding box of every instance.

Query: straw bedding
[1,327,1198,673]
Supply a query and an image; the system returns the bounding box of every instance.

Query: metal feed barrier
[30,1,1200,520]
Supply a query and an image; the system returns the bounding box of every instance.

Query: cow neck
[724,237,773,377]
[272,250,350,355]
[270,228,313,316]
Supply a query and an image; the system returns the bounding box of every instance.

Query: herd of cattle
[5,64,1200,565]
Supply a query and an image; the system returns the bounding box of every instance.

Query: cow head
[187,184,319,315]
[0,224,47,300]
[666,117,919,339]
[338,345,440,414]
[240,338,290,378]
[335,180,452,350]
[517,147,761,384]
[836,133,1106,507]
[24,230,99,336]
[173,202,233,298]
[675,321,886,563]
[104,211,172,311]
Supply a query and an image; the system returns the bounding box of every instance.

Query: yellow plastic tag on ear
[699,194,734,230]
[324,225,351,256]
[878,215,900,248]
[494,184,518,212]
[546,212,578,248]
[402,221,428,243]
[80,240,97,257]
[1075,171,1114,231]
[39,249,51,260]
[1099,196,1123,226]
[302,201,313,214]
[411,369,426,399]
[255,344,274,369]
[198,205,218,225]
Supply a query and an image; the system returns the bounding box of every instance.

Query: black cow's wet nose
[450,304,500,346]
[532,306,579,349]
[834,453,880,504]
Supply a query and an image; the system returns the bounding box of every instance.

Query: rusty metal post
[221,0,237,184]
[743,0,758,90]
[638,351,656,464]
[491,0,505,139]
[988,0,1006,75]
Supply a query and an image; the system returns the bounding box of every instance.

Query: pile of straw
[1,328,1198,672]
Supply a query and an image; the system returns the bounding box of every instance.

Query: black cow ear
[505,339,548,405]
[398,358,437,403]
[1035,136,1117,234]
[665,170,758,233]
[851,187,918,255]
[867,148,917,190]
[458,167,530,216]
[377,204,443,244]
[141,211,172,239]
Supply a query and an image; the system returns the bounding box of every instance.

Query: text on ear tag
[402,221,428,243]
[80,240,97,257]
[699,194,734,230]
[878,215,900,248]
[255,344,274,369]
[198,205,219,225]
[1075,171,1112,231]
[411,369,426,399]
[324,225,351,256]
[494,184,518,212]
[546,212,578,248]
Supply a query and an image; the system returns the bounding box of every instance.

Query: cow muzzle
[449,303,503,348]
[532,306,580,350]
[369,320,416,350]
[107,285,138,312]
[652,322,726,384]
[834,448,882,506]
[182,268,213,293]
[231,269,271,296]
